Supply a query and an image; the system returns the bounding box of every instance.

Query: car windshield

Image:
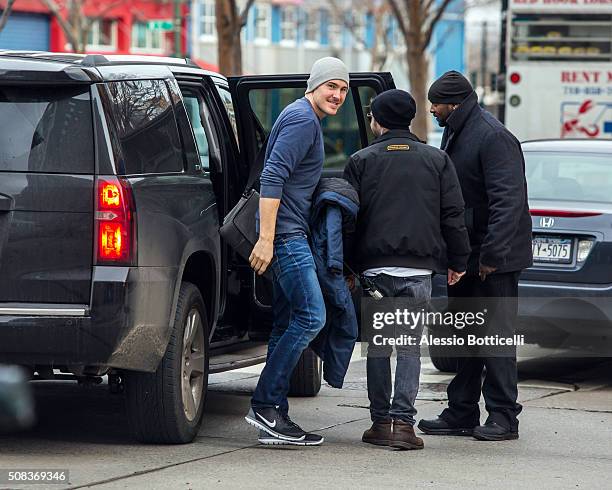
[524,151,612,204]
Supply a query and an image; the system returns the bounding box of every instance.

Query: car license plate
[532,236,572,263]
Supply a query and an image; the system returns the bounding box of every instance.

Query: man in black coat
[418,71,532,441]
[344,89,470,450]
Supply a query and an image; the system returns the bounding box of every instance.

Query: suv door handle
[0,194,14,212]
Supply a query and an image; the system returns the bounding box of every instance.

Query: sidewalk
[1,354,610,489]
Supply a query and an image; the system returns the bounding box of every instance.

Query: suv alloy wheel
[124,282,209,443]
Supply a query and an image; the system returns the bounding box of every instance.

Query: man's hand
[479,263,497,281]
[447,269,465,286]
[249,237,274,275]
[345,274,356,292]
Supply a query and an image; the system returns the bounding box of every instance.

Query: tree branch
[85,0,128,31]
[423,0,454,51]
[0,0,16,33]
[40,0,80,50]
[424,0,435,16]
[90,0,128,20]
[330,0,368,48]
[239,0,256,28]
[386,0,409,43]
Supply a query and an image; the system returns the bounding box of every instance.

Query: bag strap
[244,134,270,195]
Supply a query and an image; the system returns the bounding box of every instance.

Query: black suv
[0,52,395,443]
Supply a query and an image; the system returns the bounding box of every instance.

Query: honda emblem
[540,217,555,228]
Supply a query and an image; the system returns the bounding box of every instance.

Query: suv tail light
[95,176,136,265]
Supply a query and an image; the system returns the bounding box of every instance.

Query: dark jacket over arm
[440,154,471,272]
[478,130,529,267]
[309,178,359,388]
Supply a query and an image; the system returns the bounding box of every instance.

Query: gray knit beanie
[305,57,349,94]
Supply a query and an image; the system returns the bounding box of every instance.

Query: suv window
[0,85,93,174]
[105,79,183,175]
[247,86,376,169]
[215,86,239,147]
[182,91,212,171]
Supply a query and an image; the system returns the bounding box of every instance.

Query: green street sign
[148,20,174,31]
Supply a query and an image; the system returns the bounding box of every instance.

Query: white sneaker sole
[258,435,324,446]
[244,413,306,442]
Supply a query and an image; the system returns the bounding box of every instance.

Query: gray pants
[366,274,431,425]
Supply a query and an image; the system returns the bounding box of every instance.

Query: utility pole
[174,0,182,58]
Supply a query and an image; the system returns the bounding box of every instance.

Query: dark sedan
[517,139,612,353]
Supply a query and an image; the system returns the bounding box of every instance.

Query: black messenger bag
[220,137,270,271]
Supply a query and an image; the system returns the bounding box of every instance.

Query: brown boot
[390,419,424,450]
[362,420,391,446]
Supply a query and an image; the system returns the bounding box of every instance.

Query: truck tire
[288,347,322,397]
[124,282,209,444]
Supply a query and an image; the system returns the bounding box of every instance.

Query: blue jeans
[366,274,431,425]
[251,233,326,413]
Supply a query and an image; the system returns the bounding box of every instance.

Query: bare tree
[215,0,255,76]
[0,0,17,34]
[330,0,393,71]
[387,0,454,140]
[39,0,127,53]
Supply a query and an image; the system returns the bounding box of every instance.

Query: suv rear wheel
[288,347,322,397]
[124,282,209,443]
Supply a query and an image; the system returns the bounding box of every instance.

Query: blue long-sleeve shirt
[259,97,324,236]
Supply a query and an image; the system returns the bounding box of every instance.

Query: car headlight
[577,240,594,263]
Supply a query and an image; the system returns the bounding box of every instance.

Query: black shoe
[246,406,309,442]
[473,422,518,441]
[417,417,475,436]
[258,429,324,446]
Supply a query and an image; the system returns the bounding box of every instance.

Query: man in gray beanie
[246,57,349,446]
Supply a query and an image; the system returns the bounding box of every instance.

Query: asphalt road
[1,347,611,489]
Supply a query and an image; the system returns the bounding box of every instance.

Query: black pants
[440,272,522,431]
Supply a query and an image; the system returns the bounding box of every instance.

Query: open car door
[228,72,396,312]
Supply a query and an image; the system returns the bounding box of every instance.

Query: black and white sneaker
[258,429,324,446]
[245,406,323,445]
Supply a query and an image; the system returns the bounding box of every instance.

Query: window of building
[87,19,117,50]
[131,22,163,52]
[254,4,271,43]
[511,14,612,62]
[280,6,296,44]
[304,9,320,45]
[200,0,216,39]
[104,80,184,175]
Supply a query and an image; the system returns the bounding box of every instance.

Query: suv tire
[288,347,322,397]
[124,282,209,443]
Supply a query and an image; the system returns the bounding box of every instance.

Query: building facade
[190,0,465,89]
[0,0,187,57]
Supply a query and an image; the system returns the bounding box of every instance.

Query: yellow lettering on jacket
[386,144,410,151]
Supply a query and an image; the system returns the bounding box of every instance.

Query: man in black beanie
[419,71,532,441]
[343,89,470,450]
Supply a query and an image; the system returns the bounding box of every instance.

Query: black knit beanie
[370,89,416,130]
[428,70,474,104]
